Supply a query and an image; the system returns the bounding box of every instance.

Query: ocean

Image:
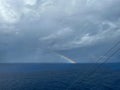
[0,63,120,90]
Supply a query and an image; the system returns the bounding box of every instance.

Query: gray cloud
[0,0,120,62]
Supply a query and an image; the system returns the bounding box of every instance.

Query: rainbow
[54,52,77,64]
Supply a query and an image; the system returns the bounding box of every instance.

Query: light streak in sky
[54,52,77,64]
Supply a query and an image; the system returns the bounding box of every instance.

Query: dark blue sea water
[0,63,120,90]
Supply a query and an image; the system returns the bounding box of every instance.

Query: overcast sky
[0,0,120,63]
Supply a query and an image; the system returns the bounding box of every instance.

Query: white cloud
[41,27,73,40]
[0,0,21,23]
[23,0,37,6]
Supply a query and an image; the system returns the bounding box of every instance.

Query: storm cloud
[0,0,120,62]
